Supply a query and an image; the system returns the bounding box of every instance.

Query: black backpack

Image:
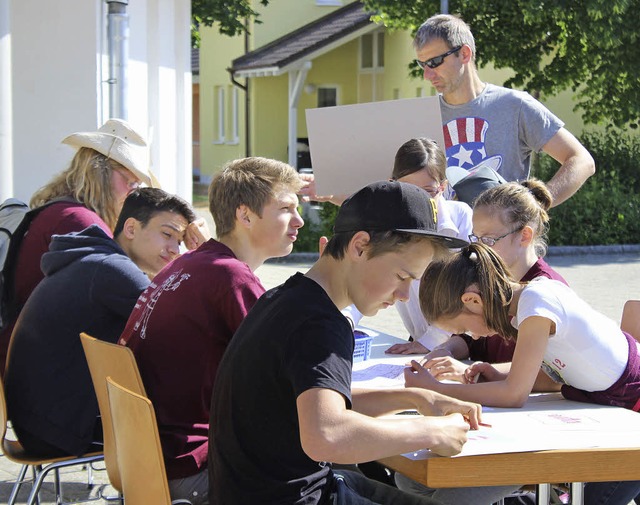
[0,198,66,331]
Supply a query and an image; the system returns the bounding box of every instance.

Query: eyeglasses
[423,184,443,197]
[416,46,462,70]
[114,169,142,191]
[468,228,522,247]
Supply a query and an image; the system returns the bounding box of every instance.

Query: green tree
[192,0,269,46]
[362,0,640,129]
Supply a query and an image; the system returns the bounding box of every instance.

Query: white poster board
[305,97,444,196]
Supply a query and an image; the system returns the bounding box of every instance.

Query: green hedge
[293,202,339,253]
[535,130,640,246]
[294,130,640,251]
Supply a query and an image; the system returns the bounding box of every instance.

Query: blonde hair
[30,147,122,230]
[208,157,303,238]
[473,178,552,257]
[420,243,518,340]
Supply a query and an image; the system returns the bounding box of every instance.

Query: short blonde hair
[208,157,303,238]
[30,147,123,230]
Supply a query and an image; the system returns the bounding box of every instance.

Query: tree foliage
[362,0,640,129]
[191,0,269,46]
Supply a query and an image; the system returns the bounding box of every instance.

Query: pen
[478,422,492,428]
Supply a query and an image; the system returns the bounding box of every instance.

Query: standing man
[119,157,304,505]
[414,14,595,206]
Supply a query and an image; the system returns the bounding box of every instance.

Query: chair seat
[3,437,102,466]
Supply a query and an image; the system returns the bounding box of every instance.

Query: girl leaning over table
[404,242,640,505]
[407,242,640,412]
[404,179,566,393]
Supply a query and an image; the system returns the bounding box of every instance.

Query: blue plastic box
[353,331,373,362]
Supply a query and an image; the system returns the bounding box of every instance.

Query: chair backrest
[621,300,640,343]
[80,332,146,492]
[0,375,10,446]
[106,376,172,505]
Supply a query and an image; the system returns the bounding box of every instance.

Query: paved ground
[2,249,639,503]
[260,250,640,337]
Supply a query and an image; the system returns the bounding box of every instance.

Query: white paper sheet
[306,97,444,196]
[402,397,640,459]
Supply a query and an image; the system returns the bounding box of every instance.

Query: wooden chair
[621,300,640,342]
[79,332,146,495]
[106,376,191,505]
[0,374,103,505]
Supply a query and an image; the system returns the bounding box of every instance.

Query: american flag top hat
[443,117,503,171]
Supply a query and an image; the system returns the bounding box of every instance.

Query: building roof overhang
[229,2,378,79]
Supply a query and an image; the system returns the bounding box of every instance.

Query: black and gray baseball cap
[333,181,469,249]
[447,161,507,206]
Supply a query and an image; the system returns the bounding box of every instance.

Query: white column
[129,0,191,202]
[0,0,13,200]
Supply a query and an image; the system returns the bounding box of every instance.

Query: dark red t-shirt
[120,239,265,480]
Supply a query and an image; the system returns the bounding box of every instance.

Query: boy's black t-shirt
[209,272,354,505]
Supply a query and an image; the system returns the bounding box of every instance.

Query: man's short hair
[113,188,196,238]
[208,157,303,238]
[413,14,476,60]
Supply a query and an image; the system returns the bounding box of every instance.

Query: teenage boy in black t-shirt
[209,181,482,505]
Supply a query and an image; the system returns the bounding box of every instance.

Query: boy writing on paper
[209,181,481,505]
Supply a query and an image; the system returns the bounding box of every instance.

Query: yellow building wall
[199,24,247,181]
[251,38,361,162]
[199,1,350,180]
[251,75,288,160]
[299,39,361,120]
[382,30,432,100]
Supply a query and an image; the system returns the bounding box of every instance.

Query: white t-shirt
[395,198,472,349]
[516,277,628,391]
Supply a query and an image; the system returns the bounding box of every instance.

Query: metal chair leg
[23,455,104,505]
[7,464,29,505]
[54,468,62,505]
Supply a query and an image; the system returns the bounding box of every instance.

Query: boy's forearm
[305,410,463,464]
[298,388,469,464]
[351,387,433,417]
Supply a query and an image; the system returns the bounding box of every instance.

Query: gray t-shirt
[440,83,564,182]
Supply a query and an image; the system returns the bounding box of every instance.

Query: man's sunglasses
[415,46,462,70]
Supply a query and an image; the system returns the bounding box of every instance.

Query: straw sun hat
[62,118,160,188]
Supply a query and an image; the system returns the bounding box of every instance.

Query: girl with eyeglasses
[418,179,567,390]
